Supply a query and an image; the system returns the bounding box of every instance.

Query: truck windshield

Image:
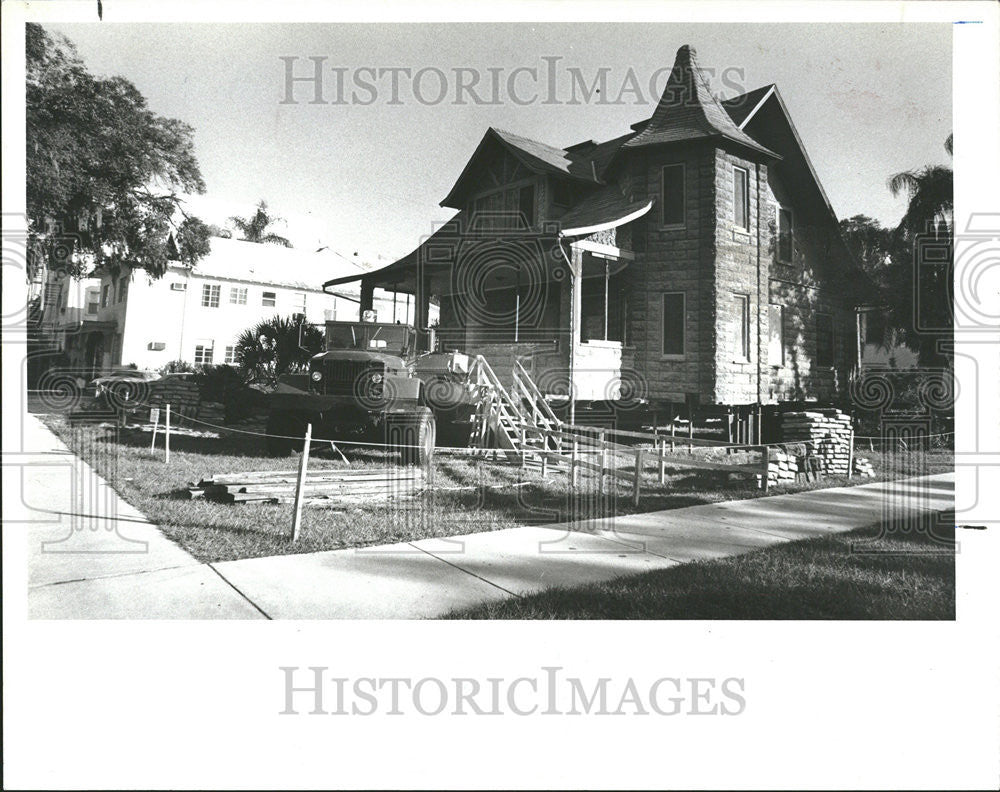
[326,324,412,355]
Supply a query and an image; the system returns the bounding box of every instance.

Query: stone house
[325,45,869,422]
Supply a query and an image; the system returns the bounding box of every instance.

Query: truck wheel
[265,411,298,456]
[397,410,436,466]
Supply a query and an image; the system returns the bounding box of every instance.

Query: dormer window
[552,180,574,208]
[473,183,535,230]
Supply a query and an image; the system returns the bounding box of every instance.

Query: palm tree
[888,135,953,242]
[229,200,293,247]
[234,315,323,385]
[882,134,953,367]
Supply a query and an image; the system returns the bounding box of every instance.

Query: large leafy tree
[235,315,323,386]
[26,23,210,279]
[229,200,293,247]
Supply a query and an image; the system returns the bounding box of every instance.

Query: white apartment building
[43,237,431,374]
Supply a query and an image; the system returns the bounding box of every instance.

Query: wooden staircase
[468,356,562,463]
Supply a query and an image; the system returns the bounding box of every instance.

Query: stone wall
[627,145,716,403]
[712,147,769,405]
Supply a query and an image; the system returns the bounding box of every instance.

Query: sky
[48,22,952,260]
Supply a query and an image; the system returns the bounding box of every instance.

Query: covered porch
[322,193,653,411]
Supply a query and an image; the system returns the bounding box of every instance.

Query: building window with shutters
[661,292,685,358]
[201,283,220,308]
[734,167,750,231]
[660,163,685,228]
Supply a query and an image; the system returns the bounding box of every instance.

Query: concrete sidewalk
[15,414,265,619]
[213,472,954,619]
[18,413,953,619]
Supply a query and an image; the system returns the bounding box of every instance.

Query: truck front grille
[322,360,384,396]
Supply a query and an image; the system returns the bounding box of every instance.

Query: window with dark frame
[661,292,685,356]
[552,180,574,208]
[734,167,750,230]
[661,164,685,227]
[101,284,110,308]
[117,276,128,303]
[816,312,835,367]
[473,183,535,230]
[734,294,750,361]
[193,341,214,365]
[201,283,220,308]
[262,291,276,307]
[777,206,794,263]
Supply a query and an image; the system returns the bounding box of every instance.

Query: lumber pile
[186,467,424,505]
[778,409,853,477]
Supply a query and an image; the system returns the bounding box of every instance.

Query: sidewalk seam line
[206,563,273,620]
[405,541,524,599]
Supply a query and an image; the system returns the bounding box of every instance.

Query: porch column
[567,244,583,424]
[415,272,431,352]
[359,278,374,319]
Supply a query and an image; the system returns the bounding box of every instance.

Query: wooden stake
[291,423,312,542]
[632,447,643,506]
[598,430,606,498]
[164,403,171,464]
[570,438,579,488]
[762,445,770,491]
[658,438,666,484]
[150,408,159,451]
[847,426,855,479]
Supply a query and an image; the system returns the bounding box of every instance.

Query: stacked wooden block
[766,447,804,485]
[198,401,226,424]
[853,456,876,477]
[778,409,853,476]
[145,378,201,420]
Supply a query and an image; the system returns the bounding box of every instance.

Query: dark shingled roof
[490,128,600,182]
[622,45,778,159]
[555,186,654,236]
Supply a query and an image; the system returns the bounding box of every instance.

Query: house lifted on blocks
[325,45,870,438]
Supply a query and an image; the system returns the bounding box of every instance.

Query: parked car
[92,368,161,411]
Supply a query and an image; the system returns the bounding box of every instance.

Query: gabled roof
[720,84,775,128]
[440,127,601,208]
[720,84,837,230]
[622,45,779,160]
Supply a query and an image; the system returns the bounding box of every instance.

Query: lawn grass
[39,414,954,564]
[446,520,956,619]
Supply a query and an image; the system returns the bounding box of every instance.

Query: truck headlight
[310,370,323,382]
[370,373,383,384]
